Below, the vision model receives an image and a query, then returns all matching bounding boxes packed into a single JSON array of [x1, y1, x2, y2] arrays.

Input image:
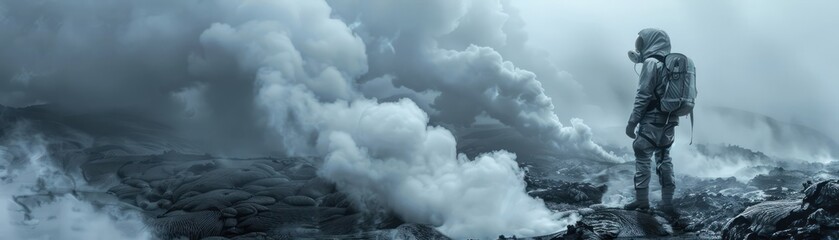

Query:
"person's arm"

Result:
[[626, 58, 660, 138]]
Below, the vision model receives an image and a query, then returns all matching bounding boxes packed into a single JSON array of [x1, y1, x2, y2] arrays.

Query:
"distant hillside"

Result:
[[0, 104, 192, 154], [705, 106, 839, 159]]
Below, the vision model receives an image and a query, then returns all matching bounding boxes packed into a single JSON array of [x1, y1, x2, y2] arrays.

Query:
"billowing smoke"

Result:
[[0, 0, 617, 238], [194, 1, 582, 236], [329, 0, 618, 162], [319, 105, 581, 238], [0, 1, 617, 159], [0, 123, 149, 239]]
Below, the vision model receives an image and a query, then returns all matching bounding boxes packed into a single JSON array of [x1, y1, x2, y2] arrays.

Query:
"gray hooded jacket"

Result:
[[628, 28, 679, 125]]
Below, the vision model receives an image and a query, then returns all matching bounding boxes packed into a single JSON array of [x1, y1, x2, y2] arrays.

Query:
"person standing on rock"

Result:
[[623, 28, 697, 218]]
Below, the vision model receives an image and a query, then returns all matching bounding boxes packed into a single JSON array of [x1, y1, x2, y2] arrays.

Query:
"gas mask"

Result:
[[627, 50, 643, 64], [629, 36, 644, 75], [628, 35, 644, 64]]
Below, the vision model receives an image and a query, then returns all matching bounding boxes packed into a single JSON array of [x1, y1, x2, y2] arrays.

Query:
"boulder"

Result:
[[283, 196, 316, 207], [286, 164, 318, 180], [721, 199, 800, 239], [172, 166, 276, 199], [722, 179, 839, 239], [803, 179, 839, 209], [170, 189, 252, 212], [390, 223, 450, 240], [239, 196, 276, 205], [123, 178, 151, 189], [575, 208, 670, 238], [148, 210, 223, 239], [245, 177, 290, 187], [221, 207, 238, 218], [296, 178, 336, 199], [232, 202, 269, 217], [254, 185, 300, 200]]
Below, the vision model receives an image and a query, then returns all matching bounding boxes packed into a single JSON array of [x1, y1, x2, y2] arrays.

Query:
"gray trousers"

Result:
[[633, 122, 676, 191]]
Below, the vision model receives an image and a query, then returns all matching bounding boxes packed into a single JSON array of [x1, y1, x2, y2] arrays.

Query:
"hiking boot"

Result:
[[658, 204, 685, 230], [623, 188, 650, 211], [624, 200, 650, 211], [658, 204, 680, 218], [659, 187, 679, 217]]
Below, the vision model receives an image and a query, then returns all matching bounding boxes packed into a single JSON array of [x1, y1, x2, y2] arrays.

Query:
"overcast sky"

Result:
[[513, 1, 839, 140]]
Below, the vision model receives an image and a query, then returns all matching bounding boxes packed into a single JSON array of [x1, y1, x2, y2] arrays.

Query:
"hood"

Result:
[[638, 28, 671, 59]]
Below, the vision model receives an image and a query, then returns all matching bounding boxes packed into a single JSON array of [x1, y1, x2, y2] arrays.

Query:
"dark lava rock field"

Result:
[[4, 105, 839, 239]]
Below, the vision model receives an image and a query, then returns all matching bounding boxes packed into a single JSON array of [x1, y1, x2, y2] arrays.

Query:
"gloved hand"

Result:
[[626, 122, 638, 139]]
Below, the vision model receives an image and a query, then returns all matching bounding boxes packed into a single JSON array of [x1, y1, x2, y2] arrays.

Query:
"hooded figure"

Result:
[[624, 28, 679, 216]]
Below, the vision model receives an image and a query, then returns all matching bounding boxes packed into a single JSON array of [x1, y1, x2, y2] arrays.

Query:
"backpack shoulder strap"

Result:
[[647, 54, 667, 112], [649, 54, 666, 65], [648, 54, 668, 86], [689, 110, 695, 145]]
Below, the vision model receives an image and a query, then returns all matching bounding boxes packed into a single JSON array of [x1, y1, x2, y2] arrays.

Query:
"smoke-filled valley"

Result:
[[1, 0, 838, 239]]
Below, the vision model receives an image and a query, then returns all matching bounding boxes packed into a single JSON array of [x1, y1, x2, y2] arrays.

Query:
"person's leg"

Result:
[[625, 129, 655, 210], [654, 132, 684, 224], [655, 146, 676, 207]]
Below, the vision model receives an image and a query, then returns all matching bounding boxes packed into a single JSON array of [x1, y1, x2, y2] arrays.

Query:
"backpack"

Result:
[[651, 53, 697, 144]]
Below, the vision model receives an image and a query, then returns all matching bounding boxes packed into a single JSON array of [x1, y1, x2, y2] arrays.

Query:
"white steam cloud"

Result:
[[318, 101, 580, 237], [330, 0, 619, 162], [192, 2, 582, 236], [0, 123, 149, 240]]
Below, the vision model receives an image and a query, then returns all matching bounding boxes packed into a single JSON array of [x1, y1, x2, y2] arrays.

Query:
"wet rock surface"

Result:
[[510, 147, 839, 239], [82, 151, 446, 239], [526, 176, 608, 208], [524, 178, 839, 240], [0, 106, 451, 239], [570, 208, 670, 238], [721, 179, 839, 239], [5, 105, 839, 239]]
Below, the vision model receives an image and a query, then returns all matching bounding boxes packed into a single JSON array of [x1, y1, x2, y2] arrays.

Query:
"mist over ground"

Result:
[[515, 0, 839, 157], [0, 0, 837, 239]]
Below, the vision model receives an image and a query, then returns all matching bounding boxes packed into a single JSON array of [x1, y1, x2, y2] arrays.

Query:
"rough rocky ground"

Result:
[[15, 148, 450, 239], [459, 125, 839, 239], [721, 179, 839, 239], [4, 105, 839, 239], [507, 178, 839, 240], [1, 105, 448, 239]]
